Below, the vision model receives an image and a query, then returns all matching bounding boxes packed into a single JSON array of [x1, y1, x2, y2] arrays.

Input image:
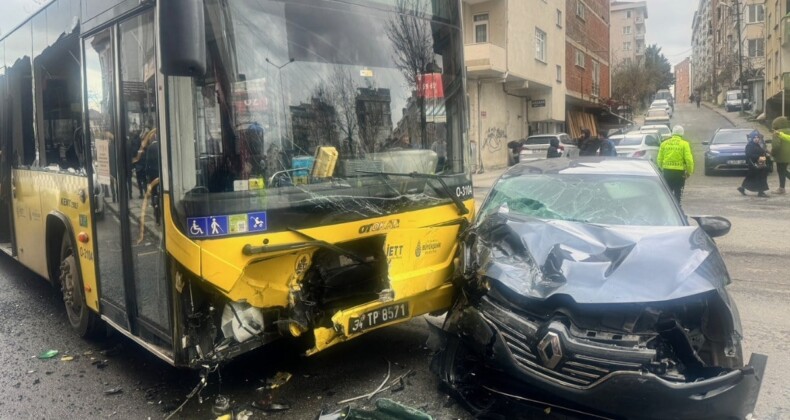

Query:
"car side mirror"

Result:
[[702, 141, 710, 145], [691, 216, 731, 238]]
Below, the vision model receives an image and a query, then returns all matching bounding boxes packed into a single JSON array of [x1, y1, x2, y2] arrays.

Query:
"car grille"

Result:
[[483, 306, 651, 389]]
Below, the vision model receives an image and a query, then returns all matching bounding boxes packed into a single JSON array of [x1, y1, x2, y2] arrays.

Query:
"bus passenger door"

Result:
[[0, 66, 14, 253], [84, 9, 172, 351]]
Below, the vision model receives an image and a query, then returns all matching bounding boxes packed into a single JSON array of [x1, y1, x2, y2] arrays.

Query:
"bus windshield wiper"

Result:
[[355, 171, 470, 216]]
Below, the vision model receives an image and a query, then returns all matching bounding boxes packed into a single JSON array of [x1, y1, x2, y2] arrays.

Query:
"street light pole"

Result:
[[733, 0, 745, 114]]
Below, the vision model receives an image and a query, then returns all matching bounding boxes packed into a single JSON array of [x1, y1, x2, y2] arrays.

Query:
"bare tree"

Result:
[[327, 67, 360, 157], [385, 0, 434, 148]]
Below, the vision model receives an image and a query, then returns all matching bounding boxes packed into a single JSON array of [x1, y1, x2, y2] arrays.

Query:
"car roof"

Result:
[[715, 128, 752, 133], [641, 125, 669, 130], [527, 133, 568, 139], [505, 157, 659, 177]]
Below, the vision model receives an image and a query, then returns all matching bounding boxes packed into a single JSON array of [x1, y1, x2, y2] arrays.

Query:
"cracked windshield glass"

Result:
[[169, 0, 467, 233], [482, 172, 683, 227]]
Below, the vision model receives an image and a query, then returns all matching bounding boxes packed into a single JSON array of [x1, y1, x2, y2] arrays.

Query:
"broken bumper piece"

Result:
[[448, 301, 767, 420]]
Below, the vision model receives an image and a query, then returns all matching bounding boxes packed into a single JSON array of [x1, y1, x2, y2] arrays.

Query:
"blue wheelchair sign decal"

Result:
[[187, 217, 208, 237]]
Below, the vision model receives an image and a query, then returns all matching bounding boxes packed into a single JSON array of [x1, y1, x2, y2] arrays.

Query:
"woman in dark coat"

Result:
[[547, 138, 563, 158], [738, 130, 770, 197]]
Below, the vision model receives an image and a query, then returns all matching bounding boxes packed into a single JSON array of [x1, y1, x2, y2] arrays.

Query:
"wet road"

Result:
[[1, 103, 788, 419]]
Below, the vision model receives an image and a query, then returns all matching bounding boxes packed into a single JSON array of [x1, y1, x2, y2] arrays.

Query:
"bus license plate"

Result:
[[348, 303, 409, 334]]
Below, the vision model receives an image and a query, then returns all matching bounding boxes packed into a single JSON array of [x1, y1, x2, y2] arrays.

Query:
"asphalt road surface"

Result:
[[1, 103, 788, 419]]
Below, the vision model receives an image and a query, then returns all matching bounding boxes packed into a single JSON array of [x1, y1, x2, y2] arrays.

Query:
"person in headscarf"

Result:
[[738, 130, 770, 197]]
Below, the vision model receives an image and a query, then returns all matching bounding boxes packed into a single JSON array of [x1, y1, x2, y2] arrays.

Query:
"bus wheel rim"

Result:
[[59, 255, 83, 326]]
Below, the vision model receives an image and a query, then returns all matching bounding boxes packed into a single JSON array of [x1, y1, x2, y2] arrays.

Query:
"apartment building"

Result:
[[675, 57, 692, 103], [691, 0, 714, 100], [610, 1, 648, 69], [742, 0, 766, 113], [463, 0, 566, 170], [565, 0, 610, 137], [764, 0, 788, 120]]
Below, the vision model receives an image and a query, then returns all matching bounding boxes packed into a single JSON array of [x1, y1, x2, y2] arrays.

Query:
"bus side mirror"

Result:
[[159, 0, 206, 77]]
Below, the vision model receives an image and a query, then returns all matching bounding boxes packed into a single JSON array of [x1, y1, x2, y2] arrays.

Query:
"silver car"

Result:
[[611, 132, 661, 161], [518, 133, 578, 162]]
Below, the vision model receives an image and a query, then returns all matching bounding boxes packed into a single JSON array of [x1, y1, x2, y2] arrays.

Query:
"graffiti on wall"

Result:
[[482, 126, 507, 153]]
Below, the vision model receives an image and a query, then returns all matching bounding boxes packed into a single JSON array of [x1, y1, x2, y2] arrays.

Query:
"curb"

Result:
[[702, 102, 736, 127]]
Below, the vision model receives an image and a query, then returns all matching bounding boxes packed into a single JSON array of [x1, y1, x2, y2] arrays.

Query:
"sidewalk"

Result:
[[702, 102, 770, 136]]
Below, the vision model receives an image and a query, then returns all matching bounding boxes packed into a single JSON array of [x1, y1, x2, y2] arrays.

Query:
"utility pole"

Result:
[[733, 0, 745, 114]]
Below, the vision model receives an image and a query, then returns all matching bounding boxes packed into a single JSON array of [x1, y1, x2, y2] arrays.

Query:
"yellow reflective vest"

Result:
[[657, 135, 695, 174]]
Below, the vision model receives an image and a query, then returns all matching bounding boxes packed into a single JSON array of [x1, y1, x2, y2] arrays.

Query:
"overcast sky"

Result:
[[1, 0, 699, 67]]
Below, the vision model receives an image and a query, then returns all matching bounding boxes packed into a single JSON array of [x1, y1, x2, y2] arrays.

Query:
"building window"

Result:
[[575, 49, 585, 68], [592, 61, 600, 96], [748, 38, 764, 57], [535, 28, 547, 62], [473, 13, 489, 43], [776, 52, 780, 77], [557, 9, 563, 28], [624, 57, 632, 65], [716, 29, 721, 43], [576, 0, 585, 20], [557, 65, 563, 83], [748, 4, 765, 22], [623, 42, 632, 51], [623, 26, 632, 35], [627, 10, 632, 18]]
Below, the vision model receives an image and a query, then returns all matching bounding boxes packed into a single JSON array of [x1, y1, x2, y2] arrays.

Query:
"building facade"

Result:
[[675, 57, 692, 103], [462, 0, 566, 170], [565, 0, 611, 138], [764, 0, 786, 120], [692, 0, 765, 112], [610, 1, 647, 69]]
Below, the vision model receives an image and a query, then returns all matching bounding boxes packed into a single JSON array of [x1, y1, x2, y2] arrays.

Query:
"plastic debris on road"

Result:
[[258, 371, 292, 390], [104, 387, 123, 395], [37, 350, 59, 359], [60, 355, 75, 362], [319, 398, 433, 420]]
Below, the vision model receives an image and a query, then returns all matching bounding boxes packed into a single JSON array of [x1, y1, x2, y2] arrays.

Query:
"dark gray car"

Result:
[[435, 158, 766, 419]]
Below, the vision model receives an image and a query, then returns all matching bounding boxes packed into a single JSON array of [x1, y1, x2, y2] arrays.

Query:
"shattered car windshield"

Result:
[[481, 174, 683, 226]]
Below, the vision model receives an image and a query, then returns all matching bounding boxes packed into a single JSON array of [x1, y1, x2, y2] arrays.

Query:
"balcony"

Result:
[[635, 16, 644, 24], [464, 43, 507, 78], [635, 32, 645, 41]]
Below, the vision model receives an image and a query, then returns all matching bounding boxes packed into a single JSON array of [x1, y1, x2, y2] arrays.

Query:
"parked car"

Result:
[[724, 90, 751, 112], [610, 132, 661, 161], [703, 128, 755, 175], [650, 99, 673, 118], [517, 133, 578, 162], [639, 124, 672, 140], [644, 108, 671, 128], [654, 88, 674, 110], [435, 158, 766, 419]]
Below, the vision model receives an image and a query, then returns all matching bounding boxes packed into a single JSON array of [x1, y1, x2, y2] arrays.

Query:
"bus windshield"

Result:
[[168, 0, 467, 235]]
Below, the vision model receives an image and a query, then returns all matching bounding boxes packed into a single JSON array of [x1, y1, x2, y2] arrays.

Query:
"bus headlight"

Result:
[[220, 302, 264, 343]]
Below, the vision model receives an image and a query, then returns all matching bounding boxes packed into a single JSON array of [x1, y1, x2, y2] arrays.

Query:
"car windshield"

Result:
[[727, 93, 741, 100], [481, 174, 683, 226], [642, 126, 669, 135], [652, 100, 668, 107], [167, 0, 469, 232], [712, 130, 750, 144], [615, 135, 644, 146], [525, 137, 552, 145]]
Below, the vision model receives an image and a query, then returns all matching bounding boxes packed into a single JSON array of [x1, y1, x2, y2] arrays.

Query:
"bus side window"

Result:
[[35, 4, 82, 172], [6, 22, 37, 168]]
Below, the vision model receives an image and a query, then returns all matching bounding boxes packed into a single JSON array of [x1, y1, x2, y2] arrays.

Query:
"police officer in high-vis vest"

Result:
[[657, 125, 695, 203]]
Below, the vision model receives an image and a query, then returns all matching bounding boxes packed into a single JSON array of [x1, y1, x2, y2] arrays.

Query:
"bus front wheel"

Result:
[[59, 234, 101, 337]]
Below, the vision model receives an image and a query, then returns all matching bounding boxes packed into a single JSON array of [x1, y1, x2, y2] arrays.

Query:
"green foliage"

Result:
[[612, 44, 675, 108]]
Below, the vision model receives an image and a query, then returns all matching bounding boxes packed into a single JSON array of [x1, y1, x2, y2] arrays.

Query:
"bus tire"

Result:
[[59, 234, 101, 337]]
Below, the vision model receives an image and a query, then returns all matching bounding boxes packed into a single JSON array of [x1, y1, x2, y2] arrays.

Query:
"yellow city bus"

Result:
[[0, 0, 472, 367]]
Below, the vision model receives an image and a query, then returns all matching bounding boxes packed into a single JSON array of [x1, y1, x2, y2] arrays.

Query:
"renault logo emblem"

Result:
[[537, 331, 563, 369]]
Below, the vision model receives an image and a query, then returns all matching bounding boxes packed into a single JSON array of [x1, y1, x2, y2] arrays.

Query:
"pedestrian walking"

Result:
[[578, 128, 602, 156], [657, 125, 694, 203], [695, 93, 701, 108], [599, 134, 617, 157], [738, 130, 770, 197], [547, 137, 563, 158], [770, 116, 790, 194]]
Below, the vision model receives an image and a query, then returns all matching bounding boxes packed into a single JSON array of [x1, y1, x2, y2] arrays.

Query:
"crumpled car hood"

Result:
[[472, 215, 732, 305]]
